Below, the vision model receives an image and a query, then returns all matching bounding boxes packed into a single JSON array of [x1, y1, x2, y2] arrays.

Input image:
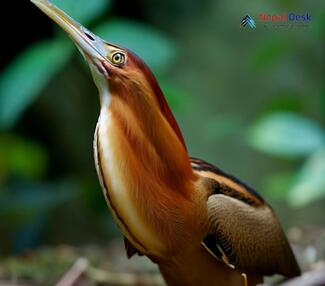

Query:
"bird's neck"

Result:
[[105, 91, 196, 196], [95, 85, 198, 255], [93, 62, 196, 193]]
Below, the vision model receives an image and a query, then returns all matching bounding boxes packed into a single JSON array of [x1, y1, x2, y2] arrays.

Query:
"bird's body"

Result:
[[94, 102, 261, 286], [31, 1, 301, 285], [93, 63, 300, 285]]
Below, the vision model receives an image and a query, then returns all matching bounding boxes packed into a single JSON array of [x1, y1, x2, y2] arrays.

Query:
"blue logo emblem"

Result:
[[241, 15, 256, 28]]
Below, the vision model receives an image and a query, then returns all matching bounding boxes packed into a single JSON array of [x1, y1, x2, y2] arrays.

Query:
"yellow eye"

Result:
[[111, 52, 125, 66]]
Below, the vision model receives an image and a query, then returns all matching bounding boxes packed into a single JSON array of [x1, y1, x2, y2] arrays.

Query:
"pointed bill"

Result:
[[31, 0, 108, 61]]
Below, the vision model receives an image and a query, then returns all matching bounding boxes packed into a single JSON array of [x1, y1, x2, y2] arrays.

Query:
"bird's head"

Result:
[[31, 0, 149, 94], [31, 0, 187, 149]]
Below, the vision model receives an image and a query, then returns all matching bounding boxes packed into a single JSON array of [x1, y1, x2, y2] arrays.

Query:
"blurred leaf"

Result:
[[159, 80, 193, 111], [249, 38, 293, 71], [204, 114, 243, 141], [313, 9, 325, 37], [248, 112, 325, 158], [0, 40, 72, 129], [320, 87, 325, 122], [265, 90, 304, 113], [13, 216, 47, 254], [262, 171, 295, 200], [288, 148, 325, 207], [94, 19, 178, 72], [52, 0, 111, 25], [0, 181, 78, 223], [0, 134, 48, 182]]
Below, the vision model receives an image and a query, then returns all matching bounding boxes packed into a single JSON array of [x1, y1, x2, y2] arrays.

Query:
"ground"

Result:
[[1, 226, 324, 286]]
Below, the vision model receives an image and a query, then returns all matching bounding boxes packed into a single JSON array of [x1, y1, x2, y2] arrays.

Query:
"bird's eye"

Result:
[[111, 52, 125, 66]]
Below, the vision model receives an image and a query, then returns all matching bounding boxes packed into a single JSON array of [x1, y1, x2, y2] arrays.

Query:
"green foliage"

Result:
[[313, 9, 325, 37], [0, 1, 179, 130], [0, 0, 113, 130], [288, 149, 325, 207], [262, 171, 296, 200], [159, 79, 193, 111], [244, 2, 325, 208], [0, 41, 72, 129], [249, 112, 325, 207], [248, 112, 325, 158], [0, 134, 48, 182], [0, 182, 77, 223], [52, 0, 111, 24], [204, 114, 243, 141], [250, 38, 293, 71]]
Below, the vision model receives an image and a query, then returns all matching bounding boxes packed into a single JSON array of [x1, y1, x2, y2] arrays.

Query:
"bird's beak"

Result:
[[31, 0, 108, 64]]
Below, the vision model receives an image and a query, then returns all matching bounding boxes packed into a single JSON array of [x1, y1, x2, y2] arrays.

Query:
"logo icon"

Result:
[[241, 15, 256, 28]]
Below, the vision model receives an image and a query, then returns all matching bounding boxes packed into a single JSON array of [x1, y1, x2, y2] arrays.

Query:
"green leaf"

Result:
[[0, 134, 48, 183], [52, 0, 111, 25], [0, 40, 72, 129], [288, 148, 325, 207], [248, 112, 325, 158], [94, 19, 178, 72]]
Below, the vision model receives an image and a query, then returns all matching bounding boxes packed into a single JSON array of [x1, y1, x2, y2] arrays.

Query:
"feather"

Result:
[[192, 159, 301, 278]]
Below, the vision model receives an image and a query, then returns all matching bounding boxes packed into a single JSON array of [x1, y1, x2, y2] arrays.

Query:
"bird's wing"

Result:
[[191, 158, 301, 278]]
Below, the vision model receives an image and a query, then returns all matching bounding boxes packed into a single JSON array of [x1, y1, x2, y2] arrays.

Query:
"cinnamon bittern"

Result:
[[31, 1, 301, 285]]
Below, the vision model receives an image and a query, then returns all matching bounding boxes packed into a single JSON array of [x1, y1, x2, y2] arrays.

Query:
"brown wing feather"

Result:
[[192, 158, 301, 278], [205, 194, 300, 277], [191, 158, 264, 206]]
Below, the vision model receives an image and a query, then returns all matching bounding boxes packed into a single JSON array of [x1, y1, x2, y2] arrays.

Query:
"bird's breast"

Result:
[[94, 107, 166, 256]]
